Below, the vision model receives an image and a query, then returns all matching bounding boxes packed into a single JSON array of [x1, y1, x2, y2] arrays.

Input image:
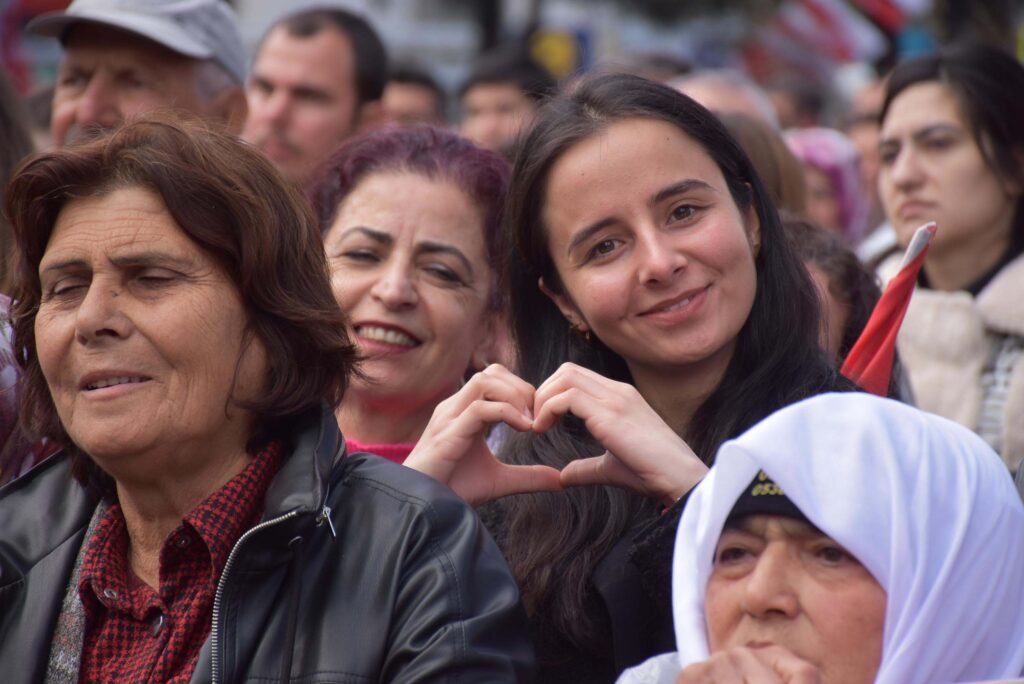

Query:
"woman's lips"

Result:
[[78, 373, 153, 399], [79, 372, 152, 391], [638, 285, 710, 323], [896, 200, 936, 221]]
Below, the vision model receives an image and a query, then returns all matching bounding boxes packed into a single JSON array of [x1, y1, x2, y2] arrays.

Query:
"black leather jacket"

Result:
[[0, 407, 535, 683]]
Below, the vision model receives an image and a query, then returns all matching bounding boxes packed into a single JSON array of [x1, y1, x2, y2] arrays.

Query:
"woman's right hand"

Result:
[[676, 646, 821, 683], [403, 364, 562, 506]]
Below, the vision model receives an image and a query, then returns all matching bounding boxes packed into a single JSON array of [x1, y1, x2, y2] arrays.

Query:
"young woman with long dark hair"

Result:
[[875, 42, 1024, 473], [407, 73, 853, 681]]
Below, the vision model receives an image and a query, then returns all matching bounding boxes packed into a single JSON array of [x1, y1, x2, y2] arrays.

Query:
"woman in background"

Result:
[[875, 42, 1024, 473], [785, 126, 870, 247]]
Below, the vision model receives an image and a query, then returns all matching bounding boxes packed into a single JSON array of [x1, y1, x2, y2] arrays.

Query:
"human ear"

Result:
[[745, 202, 762, 258], [1002, 146, 1024, 198], [469, 310, 510, 370], [539, 277, 589, 332]]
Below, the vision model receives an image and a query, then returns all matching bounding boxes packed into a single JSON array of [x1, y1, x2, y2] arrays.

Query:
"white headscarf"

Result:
[[619, 393, 1024, 684]]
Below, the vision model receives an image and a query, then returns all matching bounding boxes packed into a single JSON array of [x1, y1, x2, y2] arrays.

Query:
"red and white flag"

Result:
[[841, 222, 936, 396]]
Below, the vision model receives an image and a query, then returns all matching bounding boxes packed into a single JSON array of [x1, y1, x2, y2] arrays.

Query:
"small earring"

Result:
[[571, 323, 591, 343]]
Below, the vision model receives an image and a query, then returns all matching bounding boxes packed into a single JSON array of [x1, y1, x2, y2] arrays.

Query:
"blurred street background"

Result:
[[2, 0, 1022, 125]]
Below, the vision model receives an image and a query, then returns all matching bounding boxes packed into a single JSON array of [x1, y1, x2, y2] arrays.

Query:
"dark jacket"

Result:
[[0, 406, 535, 683]]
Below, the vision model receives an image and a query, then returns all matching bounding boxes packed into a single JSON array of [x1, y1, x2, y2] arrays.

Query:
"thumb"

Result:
[[559, 452, 613, 488], [489, 464, 563, 501]]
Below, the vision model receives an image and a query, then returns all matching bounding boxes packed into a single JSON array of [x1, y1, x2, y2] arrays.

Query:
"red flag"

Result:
[[841, 222, 936, 396]]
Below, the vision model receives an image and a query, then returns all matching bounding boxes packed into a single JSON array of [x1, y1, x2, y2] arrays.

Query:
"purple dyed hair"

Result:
[[310, 124, 510, 310]]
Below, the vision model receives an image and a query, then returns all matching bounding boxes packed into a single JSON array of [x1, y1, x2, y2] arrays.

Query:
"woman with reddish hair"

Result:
[[312, 126, 560, 495]]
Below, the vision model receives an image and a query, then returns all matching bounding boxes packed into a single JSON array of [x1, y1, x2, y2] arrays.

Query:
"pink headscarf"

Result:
[[786, 126, 870, 245]]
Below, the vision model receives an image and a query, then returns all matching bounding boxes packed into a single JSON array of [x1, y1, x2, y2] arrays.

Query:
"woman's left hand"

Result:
[[404, 364, 563, 506], [532, 363, 708, 507]]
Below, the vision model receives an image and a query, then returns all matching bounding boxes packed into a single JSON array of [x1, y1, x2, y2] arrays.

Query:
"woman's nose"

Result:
[[74, 282, 133, 344], [739, 546, 801, 620], [888, 146, 925, 190], [370, 263, 418, 309], [635, 228, 687, 285]]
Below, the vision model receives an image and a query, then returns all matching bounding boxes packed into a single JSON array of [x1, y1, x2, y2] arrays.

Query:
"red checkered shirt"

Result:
[[77, 441, 284, 683]]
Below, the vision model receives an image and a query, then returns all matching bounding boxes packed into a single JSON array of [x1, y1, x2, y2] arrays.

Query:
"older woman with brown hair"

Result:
[[0, 115, 532, 682]]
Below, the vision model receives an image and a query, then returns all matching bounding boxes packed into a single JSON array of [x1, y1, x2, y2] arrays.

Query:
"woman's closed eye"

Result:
[[337, 248, 382, 264], [134, 269, 179, 287], [422, 262, 469, 286], [920, 134, 956, 153], [46, 277, 90, 299]]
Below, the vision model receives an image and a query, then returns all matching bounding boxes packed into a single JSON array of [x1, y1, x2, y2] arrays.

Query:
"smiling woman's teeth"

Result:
[[662, 296, 693, 312], [87, 376, 147, 390], [357, 326, 418, 347]]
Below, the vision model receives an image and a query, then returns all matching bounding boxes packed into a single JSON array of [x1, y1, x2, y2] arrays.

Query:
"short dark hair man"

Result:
[[383, 64, 446, 126], [28, 0, 248, 148], [459, 47, 556, 155], [243, 7, 388, 188]]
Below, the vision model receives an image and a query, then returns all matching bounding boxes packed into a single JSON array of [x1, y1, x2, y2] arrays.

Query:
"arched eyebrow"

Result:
[[335, 226, 391, 246], [566, 179, 715, 257], [879, 122, 963, 152]]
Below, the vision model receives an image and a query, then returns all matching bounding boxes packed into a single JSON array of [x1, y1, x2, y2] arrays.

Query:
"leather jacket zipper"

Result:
[[210, 510, 299, 684]]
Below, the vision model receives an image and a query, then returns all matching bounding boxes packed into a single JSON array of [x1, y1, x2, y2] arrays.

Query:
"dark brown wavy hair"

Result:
[[5, 113, 358, 498]]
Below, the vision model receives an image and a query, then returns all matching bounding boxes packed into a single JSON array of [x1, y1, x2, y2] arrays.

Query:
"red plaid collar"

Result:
[[77, 440, 283, 682]]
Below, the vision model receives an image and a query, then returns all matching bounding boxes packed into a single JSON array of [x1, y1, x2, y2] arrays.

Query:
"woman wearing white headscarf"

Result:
[[621, 392, 1024, 683]]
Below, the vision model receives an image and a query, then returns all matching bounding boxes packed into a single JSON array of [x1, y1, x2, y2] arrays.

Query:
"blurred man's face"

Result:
[[243, 25, 367, 187], [460, 82, 536, 153], [383, 82, 443, 126], [51, 25, 208, 147]]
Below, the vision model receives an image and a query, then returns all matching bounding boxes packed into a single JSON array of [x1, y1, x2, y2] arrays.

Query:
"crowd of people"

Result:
[[0, 1, 1022, 682]]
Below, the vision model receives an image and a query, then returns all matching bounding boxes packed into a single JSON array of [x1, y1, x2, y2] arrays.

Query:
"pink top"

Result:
[[344, 438, 416, 465]]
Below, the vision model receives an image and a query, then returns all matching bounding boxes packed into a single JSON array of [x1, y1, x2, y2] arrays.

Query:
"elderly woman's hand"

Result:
[[404, 364, 562, 506], [532, 363, 708, 507], [676, 645, 822, 683]]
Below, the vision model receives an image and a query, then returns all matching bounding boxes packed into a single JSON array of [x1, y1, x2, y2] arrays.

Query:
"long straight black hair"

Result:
[[499, 73, 846, 656]]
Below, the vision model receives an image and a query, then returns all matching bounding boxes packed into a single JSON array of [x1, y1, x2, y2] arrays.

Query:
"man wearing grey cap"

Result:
[[28, 0, 248, 147]]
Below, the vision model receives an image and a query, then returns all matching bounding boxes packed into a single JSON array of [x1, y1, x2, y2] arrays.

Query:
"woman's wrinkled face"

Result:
[[325, 171, 495, 410], [878, 81, 1020, 254], [706, 514, 886, 684], [35, 186, 267, 473], [541, 117, 759, 378]]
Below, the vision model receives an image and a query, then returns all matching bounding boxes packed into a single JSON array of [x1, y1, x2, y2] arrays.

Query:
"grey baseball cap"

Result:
[[27, 0, 247, 85]]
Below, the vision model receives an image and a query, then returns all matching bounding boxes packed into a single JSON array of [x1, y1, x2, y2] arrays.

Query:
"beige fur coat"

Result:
[[878, 253, 1024, 471]]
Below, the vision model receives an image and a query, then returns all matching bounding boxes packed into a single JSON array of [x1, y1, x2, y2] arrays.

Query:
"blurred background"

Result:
[[2, 0, 1022, 125]]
